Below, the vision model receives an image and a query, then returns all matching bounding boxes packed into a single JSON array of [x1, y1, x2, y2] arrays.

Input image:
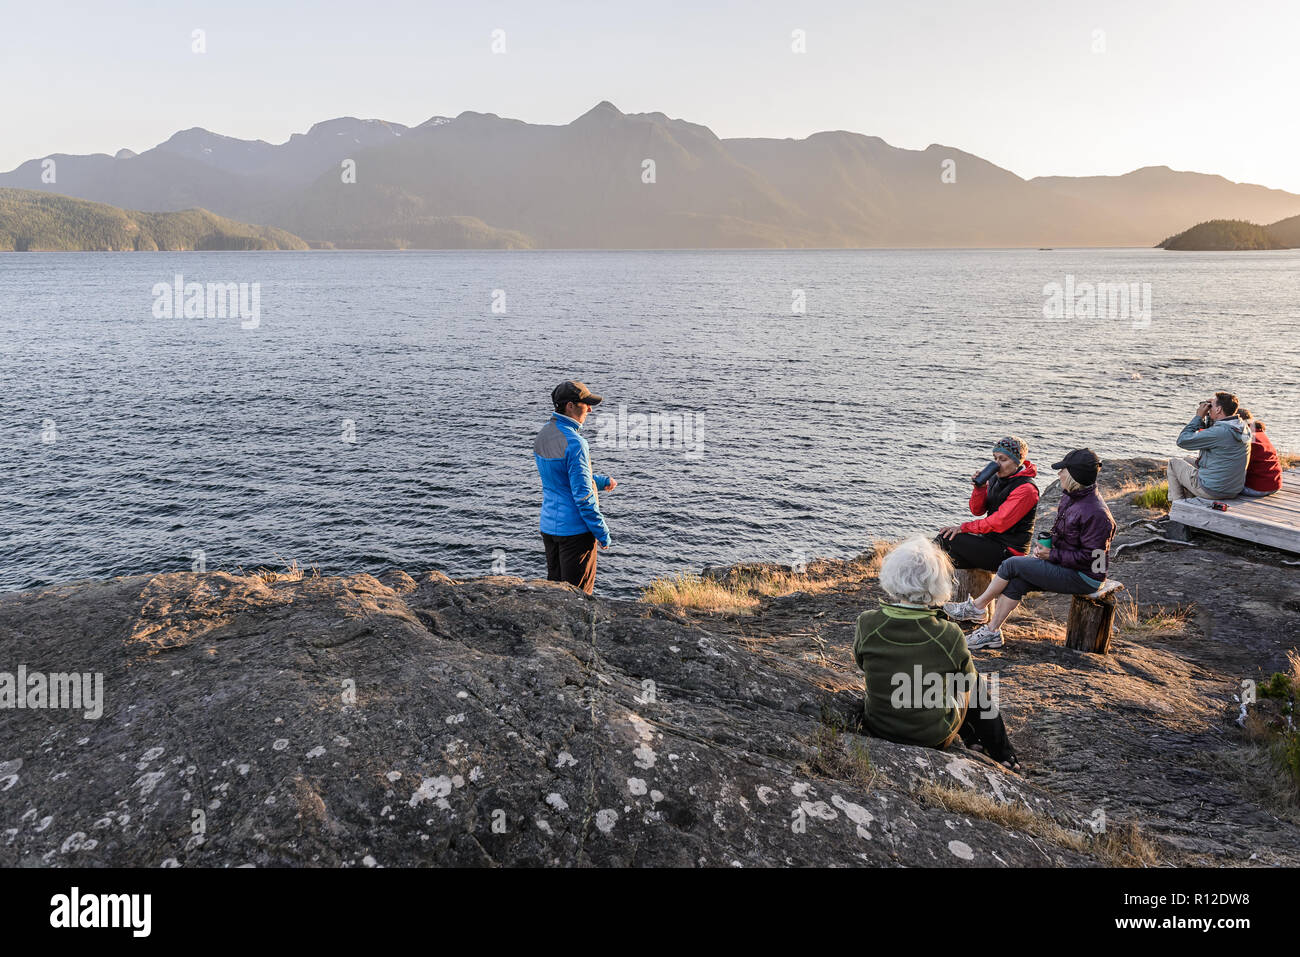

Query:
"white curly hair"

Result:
[[878, 536, 954, 606]]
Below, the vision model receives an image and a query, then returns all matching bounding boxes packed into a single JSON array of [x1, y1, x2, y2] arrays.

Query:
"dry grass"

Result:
[[1116, 596, 1195, 638], [860, 538, 899, 578], [1112, 474, 1157, 495], [1130, 481, 1171, 511], [1209, 738, 1300, 823], [1236, 718, 1299, 808], [640, 542, 896, 614], [1279, 450, 1300, 470], [249, 558, 319, 584], [1092, 820, 1165, 867], [730, 568, 810, 599], [913, 780, 1163, 866], [800, 706, 876, 788], [803, 725, 876, 788], [641, 573, 761, 615]]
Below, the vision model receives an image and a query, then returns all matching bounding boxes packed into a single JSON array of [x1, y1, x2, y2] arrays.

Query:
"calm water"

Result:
[[2, 249, 1298, 597]]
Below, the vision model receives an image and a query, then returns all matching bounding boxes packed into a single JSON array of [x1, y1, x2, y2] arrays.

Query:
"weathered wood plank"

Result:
[[1224, 508, 1300, 527], [1169, 499, 1300, 554], [1237, 497, 1300, 518], [1240, 485, 1300, 502], [1187, 493, 1300, 518], [1165, 469, 1300, 554], [1246, 489, 1300, 502], [1169, 501, 1299, 532]]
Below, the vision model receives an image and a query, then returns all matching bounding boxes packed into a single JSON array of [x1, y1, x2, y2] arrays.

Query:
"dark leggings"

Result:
[[954, 674, 1017, 764], [996, 555, 1099, 602], [936, 532, 1015, 573]]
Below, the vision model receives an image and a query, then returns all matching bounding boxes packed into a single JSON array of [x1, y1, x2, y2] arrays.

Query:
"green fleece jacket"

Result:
[[853, 603, 976, 747]]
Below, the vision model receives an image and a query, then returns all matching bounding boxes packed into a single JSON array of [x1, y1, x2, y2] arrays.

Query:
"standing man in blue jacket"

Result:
[[534, 380, 617, 594]]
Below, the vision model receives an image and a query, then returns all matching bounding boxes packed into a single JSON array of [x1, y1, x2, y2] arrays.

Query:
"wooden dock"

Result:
[[1169, 468, 1300, 554]]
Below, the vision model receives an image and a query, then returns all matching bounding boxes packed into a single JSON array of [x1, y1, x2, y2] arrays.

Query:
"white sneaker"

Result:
[[942, 595, 988, 623], [966, 625, 1004, 650]]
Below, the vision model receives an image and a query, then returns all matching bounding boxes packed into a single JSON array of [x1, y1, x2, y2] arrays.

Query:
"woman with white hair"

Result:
[[853, 536, 1020, 770]]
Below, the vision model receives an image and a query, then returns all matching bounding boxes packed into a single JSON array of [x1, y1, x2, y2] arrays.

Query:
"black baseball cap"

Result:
[[1051, 448, 1102, 484], [551, 379, 603, 408]]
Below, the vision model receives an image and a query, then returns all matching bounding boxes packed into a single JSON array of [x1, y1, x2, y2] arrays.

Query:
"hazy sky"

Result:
[[3, 0, 1297, 191]]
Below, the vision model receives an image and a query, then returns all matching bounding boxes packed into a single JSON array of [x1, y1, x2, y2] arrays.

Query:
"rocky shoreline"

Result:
[[2, 458, 1298, 867]]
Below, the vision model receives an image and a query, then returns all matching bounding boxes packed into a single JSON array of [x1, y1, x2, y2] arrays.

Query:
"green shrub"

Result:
[[1132, 482, 1171, 511], [1259, 671, 1295, 700], [1274, 732, 1300, 799]]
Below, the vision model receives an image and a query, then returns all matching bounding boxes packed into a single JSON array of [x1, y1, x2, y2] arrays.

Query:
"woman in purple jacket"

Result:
[[943, 449, 1117, 650]]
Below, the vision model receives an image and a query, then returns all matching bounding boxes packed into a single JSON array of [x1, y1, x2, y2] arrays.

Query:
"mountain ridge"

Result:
[[5, 102, 1300, 249]]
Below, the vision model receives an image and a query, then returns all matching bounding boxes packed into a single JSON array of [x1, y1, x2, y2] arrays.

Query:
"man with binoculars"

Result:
[[1167, 391, 1251, 502]]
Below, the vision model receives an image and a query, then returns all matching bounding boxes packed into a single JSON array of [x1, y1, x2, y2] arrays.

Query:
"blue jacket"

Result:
[[1176, 415, 1251, 497], [534, 413, 611, 545]]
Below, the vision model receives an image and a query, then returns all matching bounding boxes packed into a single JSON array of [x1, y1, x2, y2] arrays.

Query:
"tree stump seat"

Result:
[[952, 568, 993, 603], [1065, 580, 1125, 654]]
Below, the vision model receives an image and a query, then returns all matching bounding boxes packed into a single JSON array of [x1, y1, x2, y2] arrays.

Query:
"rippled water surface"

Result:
[[2, 249, 1298, 597]]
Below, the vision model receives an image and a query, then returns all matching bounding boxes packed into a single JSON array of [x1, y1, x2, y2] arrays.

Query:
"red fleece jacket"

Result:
[[1246, 430, 1283, 493], [961, 461, 1040, 550]]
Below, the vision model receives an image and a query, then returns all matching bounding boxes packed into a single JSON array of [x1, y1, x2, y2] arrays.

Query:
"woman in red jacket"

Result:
[[1239, 409, 1283, 497], [937, 436, 1040, 573]]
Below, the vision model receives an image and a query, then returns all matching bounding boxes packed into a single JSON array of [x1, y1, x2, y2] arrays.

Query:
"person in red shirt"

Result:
[[937, 436, 1040, 573], [1238, 409, 1283, 497]]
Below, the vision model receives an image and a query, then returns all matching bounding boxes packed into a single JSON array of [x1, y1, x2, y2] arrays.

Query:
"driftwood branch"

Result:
[[1112, 536, 1200, 557]]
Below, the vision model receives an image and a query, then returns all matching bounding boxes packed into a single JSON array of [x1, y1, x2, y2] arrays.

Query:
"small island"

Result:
[[1159, 214, 1300, 251]]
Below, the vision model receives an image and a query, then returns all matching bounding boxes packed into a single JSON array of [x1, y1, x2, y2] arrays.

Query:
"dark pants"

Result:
[[953, 675, 1016, 764], [542, 531, 598, 594], [996, 555, 1098, 602], [937, 532, 1015, 573], [863, 672, 1017, 765]]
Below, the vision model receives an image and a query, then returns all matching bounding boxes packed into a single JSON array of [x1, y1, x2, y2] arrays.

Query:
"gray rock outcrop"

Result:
[[1, 569, 1086, 867]]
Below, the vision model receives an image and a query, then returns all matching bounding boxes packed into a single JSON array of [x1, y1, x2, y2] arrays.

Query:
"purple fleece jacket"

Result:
[[1048, 485, 1117, 581]]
